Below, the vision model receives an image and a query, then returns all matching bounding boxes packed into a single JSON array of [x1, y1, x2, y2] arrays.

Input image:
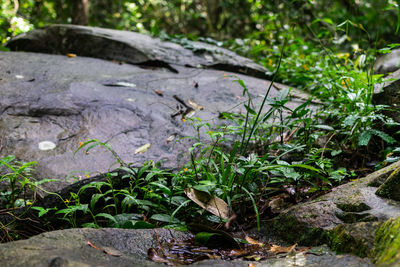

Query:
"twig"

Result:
[[321, 132, 337, 160], [153, 229, 166, 256], [173, 95, 189, 108]]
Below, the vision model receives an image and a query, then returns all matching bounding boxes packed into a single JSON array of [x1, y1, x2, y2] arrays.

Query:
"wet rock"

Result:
[[5, 24, 268, 79], [0, 228, 372, 267], [376, 169, 400, 201], [374, 48, 400, 74]]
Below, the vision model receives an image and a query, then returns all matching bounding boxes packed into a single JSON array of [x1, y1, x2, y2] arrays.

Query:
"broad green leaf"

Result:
[[95, 213, 118, 225], [151, 214, 179, 223]]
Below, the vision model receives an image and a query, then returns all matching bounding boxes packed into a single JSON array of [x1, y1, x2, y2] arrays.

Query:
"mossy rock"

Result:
[[376, 169, 400, 201], [374, 217, 400, 266], [328, 222, 380, 258], [259, 212, 329, 246]]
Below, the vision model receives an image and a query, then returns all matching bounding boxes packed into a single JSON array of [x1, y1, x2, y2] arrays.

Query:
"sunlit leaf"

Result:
[[270, 243, 297, 254], [245, 236, 264, 247]]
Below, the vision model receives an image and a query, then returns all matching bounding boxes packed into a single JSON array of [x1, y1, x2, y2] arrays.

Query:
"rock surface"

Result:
[[0, 50, 308, 192], [5, 24, 268, 79], [376, 169, 400, 201], [0, 228, 372, 267], [255, 160, 400, 263], [373, 68, 400, 122], [374, 48, 400, 74]]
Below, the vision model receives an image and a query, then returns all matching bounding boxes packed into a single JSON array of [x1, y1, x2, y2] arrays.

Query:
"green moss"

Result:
[[336, 203, 371, 212], [336, 212, 377, 223], [328, 225, 369, 257], [266, 214, 327, 246], [374, 217, 400, 266], [375, 169, 400, 201]]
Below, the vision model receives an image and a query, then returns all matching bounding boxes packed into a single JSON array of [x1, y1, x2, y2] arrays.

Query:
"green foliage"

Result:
[[1, 0, 400, 236], [0, 155, 53, 209]]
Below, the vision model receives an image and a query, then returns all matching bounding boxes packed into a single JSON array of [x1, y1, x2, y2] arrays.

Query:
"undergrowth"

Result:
[[1, 9, 400, 242]]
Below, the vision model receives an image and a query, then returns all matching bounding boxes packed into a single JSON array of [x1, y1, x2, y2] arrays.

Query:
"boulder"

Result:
[[0, 48, 309, 192], [376, 169, 400, 201], [5, 24, 268, 79], [255, 160, 400, 260], [374, 48, 400, 74], [373, 69, 400, 122], [0, 228, 190, 267]]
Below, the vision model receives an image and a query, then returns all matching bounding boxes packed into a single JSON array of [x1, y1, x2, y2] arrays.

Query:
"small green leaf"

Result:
[[194, 232, 219, 246]]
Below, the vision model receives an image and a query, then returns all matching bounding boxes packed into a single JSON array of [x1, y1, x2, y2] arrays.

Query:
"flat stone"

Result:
[[0, 51, 309, 192]]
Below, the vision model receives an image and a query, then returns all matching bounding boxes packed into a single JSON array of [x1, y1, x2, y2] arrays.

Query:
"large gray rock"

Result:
[[5, 24, 268, 79], [0, 228, 190, 267], [374, 48, 400, 74], [373, 69, 400, 122], [0, 50, 308, 192], [0, 228, 372, 267]]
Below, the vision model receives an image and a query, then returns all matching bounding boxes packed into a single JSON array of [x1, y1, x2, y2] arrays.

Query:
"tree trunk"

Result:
[[72, 0, 89, 25]]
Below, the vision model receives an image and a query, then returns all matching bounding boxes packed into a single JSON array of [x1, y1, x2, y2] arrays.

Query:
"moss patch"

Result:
[[262, 214, 327, 246], [374, 217, 400, 266], [328, 222, 380, 258], [336, 203, 371, 212], [375, 170, 400, 201]]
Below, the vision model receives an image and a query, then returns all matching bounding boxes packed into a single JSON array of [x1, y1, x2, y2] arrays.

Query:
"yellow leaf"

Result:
[[134, 143, 151, 154], [245, 236, 264, 247], [66, 53, 76, 58]]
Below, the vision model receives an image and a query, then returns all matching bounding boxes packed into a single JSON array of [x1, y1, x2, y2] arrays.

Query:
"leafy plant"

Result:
[[0, 155, 51, 209]]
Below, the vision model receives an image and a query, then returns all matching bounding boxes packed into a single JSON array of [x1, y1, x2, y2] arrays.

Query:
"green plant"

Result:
[[0, 155, 51, 209]]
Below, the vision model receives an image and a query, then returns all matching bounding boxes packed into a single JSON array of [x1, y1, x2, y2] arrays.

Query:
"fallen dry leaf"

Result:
[[188, 99, 204, 110], [154, 89, 164, 96], [245, 236, 264, 247], [66, 53, 76, 58], [270, 243, 297, 254], [135, 143, 151, 154], [166, 134, 176, 144], [103, 246, 122, 257], [248, 263, 256, 267], [185, 188, 231, 220], [87, 239, 102, 251]]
